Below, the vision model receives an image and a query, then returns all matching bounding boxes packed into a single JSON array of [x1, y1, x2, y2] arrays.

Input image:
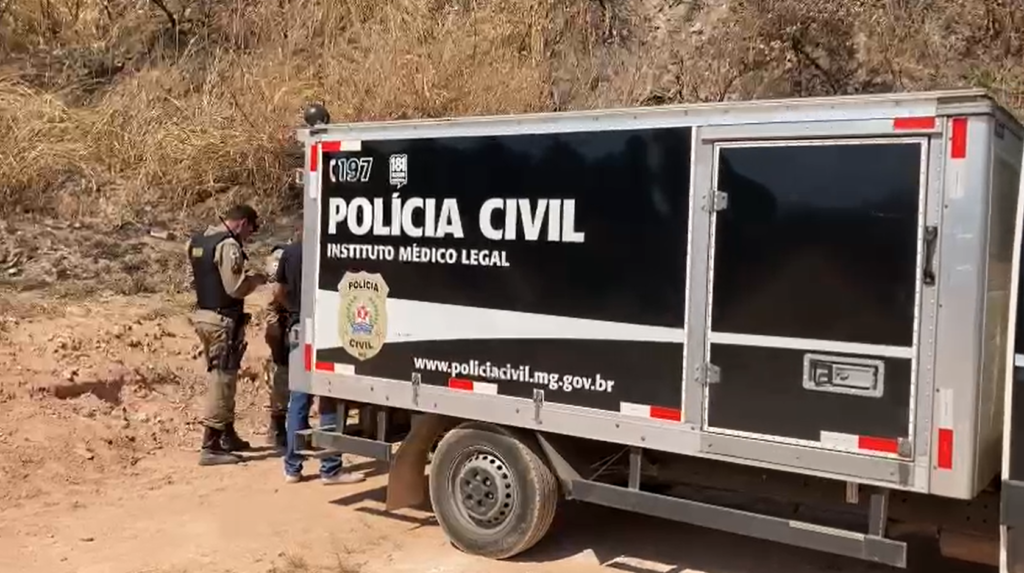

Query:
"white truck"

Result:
[[289, 89, 1024, 570]]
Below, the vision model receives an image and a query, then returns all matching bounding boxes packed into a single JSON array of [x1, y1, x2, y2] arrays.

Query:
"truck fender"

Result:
[[385, 413, 455, 512]]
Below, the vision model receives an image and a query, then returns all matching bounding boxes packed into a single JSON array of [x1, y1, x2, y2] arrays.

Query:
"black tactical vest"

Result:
[[188, 231, 245, 315]]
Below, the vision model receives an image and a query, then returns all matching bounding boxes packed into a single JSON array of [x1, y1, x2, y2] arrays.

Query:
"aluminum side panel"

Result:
[[310, 371, 914, 488], [296, 90, 1012, 144], [683, 134, 713, 426], [1001, 118, 1024, 484], [999, 112, 1024, 573], [978, 116, 1024, 489], [931, 116, 995, 498], [291, 137, 319, 395], [912, 135, 945, 491]]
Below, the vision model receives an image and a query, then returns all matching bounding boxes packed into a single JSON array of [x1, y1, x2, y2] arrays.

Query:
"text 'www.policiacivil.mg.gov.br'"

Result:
[[411, 357, 616, 393]]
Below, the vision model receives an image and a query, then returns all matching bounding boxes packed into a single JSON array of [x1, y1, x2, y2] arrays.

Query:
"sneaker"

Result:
[[321, 472, 366, 485], [284, 472, 301, 484]]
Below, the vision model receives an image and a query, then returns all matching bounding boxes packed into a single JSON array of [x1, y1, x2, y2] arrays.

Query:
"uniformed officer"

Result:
[[187, 204, 268, 466], [274, 234, 365, 485], [262, 244, 290, 450]]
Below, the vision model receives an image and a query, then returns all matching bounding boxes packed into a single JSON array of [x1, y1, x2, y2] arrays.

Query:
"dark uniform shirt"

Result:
[[275, 241, 303, 316]]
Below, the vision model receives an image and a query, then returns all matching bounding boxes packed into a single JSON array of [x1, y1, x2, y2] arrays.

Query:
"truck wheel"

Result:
[[428, 422, 559, 559]]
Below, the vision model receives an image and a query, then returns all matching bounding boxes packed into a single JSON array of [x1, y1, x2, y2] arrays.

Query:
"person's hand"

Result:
[[251, 272, 269, 286]]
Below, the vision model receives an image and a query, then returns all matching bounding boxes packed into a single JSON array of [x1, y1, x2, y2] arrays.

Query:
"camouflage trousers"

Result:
[[265, 361, 290, 417], [264, 316, 291, 417], [191, 310, 249, 430]]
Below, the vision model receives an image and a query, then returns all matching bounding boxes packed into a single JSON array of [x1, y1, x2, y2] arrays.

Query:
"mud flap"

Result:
[[385, 413, 452, 512], [1004, 480, 1024, 572], [1005, 524, 1024, 573]]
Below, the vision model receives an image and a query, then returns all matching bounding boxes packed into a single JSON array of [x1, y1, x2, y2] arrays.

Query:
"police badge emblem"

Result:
[[338, 271, 389, 361]]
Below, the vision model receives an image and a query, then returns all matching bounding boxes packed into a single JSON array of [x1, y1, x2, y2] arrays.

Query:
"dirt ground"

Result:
[[0, 221, 998, 573]]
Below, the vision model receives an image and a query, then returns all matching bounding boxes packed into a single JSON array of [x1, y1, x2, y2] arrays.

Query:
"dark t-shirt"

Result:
[[274, 241, 303, 315]]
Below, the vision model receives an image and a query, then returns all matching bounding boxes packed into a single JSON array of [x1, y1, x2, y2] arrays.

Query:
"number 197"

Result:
[[328, 157, 373, 183]]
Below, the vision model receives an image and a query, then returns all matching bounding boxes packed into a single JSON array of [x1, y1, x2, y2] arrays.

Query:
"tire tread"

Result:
[[428, 423, 560, 560]]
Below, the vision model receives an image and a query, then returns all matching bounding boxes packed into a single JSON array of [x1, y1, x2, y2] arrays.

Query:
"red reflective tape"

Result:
[[937, 428, 954, 470], [448, 378, 473, 391], [893, 117, 936, 130], [858, 435, 899, 454], [950, 117, 968, 159], [650, 406, 682, 422], [304, 344, 312, 371], [309, 144, 318, 171], [315, 361, 335, 372], [321, 141, 342, 153]]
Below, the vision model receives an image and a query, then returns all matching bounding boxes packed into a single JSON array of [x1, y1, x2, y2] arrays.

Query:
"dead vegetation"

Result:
[[269, 553, 364, 573], [1, 0, 1023, 225]]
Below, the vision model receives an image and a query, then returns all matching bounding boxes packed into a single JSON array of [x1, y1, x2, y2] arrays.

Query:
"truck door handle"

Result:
[[923, 225, 938, 286]]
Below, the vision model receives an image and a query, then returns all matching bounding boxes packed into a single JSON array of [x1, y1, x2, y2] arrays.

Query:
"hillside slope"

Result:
[[2, 0, 1022, 225]]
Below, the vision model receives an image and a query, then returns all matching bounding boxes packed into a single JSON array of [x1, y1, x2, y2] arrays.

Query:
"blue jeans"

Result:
[[284, 391, 342, 478]]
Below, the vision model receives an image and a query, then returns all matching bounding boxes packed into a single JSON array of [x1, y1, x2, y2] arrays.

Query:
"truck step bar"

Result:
[[296, 426, 396, 462], [294, 402, 404, 462], [569, 479, 906, 568]]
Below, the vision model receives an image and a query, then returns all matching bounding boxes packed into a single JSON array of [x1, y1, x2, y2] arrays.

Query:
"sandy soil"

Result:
[[0, 220, 996, 573]]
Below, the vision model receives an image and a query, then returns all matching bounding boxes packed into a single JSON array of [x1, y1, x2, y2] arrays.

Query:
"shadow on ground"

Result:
[[519, 501, 999, 573], [326, 483, 996, 573]]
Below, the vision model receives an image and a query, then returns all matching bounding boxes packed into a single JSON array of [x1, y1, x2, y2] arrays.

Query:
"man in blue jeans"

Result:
[[274, 237, 365, 485]]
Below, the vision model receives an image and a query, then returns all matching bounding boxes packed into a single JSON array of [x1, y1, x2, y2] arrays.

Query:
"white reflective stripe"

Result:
[[335, 363, 355, 376], [304, 319, 313, 344], [937, 387, 954, 428], [1015, 353, 1024, 368], [340, 140, 362, 151], [307, 171, 318, 199], [315, 292, 686, 345], [472, 381, 498, 395], [708, 332, 913, 359], [620, 402, 652, 418], [820, 431, 860, 450]]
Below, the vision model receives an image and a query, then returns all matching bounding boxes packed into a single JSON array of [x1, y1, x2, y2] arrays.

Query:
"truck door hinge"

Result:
[[533, 389, 545, 424], [713, 191, 728, 211], [411, 372, 421, 406], [699, 363, 721, 385]]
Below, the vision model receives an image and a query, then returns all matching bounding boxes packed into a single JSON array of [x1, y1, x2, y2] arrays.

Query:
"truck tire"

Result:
[[428, 422, 559, 559]]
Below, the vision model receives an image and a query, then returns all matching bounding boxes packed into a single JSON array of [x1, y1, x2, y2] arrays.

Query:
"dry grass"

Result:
[[1, 0, 1023, 225], [268, 552, 362, 573], [1, 0, 573, 224]]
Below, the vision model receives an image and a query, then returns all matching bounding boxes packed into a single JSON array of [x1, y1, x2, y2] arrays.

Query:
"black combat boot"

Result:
[[220, 422, 252, 452], [198, 427, 242, 466], [267, 414, 287, 450]]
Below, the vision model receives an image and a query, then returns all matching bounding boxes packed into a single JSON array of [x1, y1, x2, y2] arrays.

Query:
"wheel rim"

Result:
[[448, 447, 517, 532]]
